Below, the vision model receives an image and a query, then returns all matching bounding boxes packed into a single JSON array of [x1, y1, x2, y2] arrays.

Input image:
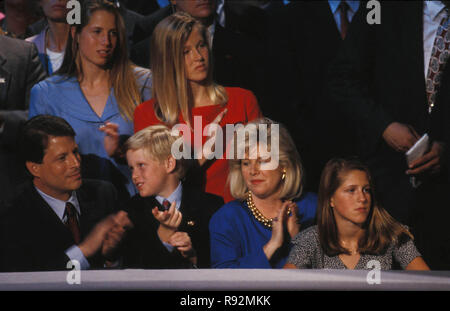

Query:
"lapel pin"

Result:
[[187, 220, 195, 227]]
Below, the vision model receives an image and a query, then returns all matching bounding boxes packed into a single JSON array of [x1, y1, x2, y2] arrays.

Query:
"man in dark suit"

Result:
[[328, 1, 450, 269], [130, 0, 264, 101], [264, 0, 361, 193], [0, 35, 46, 204], [0, 115, 132, 272], [122, 125, 224, 269]]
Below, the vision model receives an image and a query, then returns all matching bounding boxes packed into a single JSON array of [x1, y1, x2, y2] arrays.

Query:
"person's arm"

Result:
[[283, 263, 298, 269], [209, 206, 272, 268], [394, 235, 430, 270], [101, 211, 134, 263], [168, 231, 197, 266], [405, 257, 430, 271], [406, 141, 445, 176], [264, 201, 297, 260], [24, 42, 47, 107], [198, 108, 227, 166], [152, 201, 182, 244], [284, 226, 318, 269]]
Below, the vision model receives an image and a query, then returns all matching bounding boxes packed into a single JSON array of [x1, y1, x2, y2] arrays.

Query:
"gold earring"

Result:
[[281, 169, 286, 180]]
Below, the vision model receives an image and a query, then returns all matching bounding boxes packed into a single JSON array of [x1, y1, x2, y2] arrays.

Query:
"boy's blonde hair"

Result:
[[125, 125, 188, 179]]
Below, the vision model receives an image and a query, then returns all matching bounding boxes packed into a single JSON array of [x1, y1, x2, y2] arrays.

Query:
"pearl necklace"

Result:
[[246, 191, 290, 229]]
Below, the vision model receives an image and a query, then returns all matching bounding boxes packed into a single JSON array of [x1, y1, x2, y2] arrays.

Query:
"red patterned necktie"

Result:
[[64, 202, 81, 244], [339, 1, 350, 39], [426, 9, 450, 114], [162, 199, 171, 211]]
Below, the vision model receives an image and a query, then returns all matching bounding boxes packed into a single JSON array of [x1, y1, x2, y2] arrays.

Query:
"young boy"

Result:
[[122, 125, 224, 268]]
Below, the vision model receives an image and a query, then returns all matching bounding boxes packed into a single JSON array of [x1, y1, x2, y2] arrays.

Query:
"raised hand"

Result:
[[285, 201, 300, 239], [152, 201, 183, 242], [382, 122, 420, 152], [263, 201, 291, 260], [406, 141, 445, 176], [198, 108, 227, 166], [168, 231, 197, 265], [102, 211, 134, 261], [99, 122, 120, 157], [79, 211, 130, 259]]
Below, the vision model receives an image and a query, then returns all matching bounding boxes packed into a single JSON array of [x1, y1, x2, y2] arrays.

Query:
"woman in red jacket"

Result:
[[134, 12, 261, 202]]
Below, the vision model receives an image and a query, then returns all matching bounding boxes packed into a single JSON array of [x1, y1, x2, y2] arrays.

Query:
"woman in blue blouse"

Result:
[[29, 0, 152, 199], [209, 118, 317, 268]]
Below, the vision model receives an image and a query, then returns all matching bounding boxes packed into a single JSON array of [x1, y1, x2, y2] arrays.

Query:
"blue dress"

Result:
[[209, 192, 317, 268], [28, 68, 152, 197]]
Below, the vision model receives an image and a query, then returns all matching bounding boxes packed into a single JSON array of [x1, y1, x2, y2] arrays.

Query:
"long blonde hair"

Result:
[[150, 12, 228, 128], [57, 0, 144, 120]]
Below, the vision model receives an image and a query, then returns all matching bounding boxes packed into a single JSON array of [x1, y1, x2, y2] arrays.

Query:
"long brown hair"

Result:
[[56, 0, 144, 120], [317, 157, 413, 256], [150, 12, 227, 128]]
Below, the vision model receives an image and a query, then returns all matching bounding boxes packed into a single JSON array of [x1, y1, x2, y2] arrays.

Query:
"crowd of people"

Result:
[[0, 0, 449, 273]]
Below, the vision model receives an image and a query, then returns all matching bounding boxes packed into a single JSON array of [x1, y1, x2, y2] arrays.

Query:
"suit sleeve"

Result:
[[328, 5, 394, 155], [24, 43, 46, 109], [0, 42, 45, 146]]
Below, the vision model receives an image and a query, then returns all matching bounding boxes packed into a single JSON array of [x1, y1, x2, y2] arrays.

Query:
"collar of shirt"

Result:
[[216, 0, 225, 28], [328, 0, 360, 14], [156, 182, 183, 210], [207, 21, 216, 49], [424, 0, 447, 21], [35, 186, 80, 221]]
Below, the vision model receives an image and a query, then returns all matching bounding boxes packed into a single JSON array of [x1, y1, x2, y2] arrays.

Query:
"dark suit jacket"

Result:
[[0, 35, 46, 204], [0, 35, 45, 111], [264, 1, 362, 192], [327, 1, 450, 269], [121, 0, 160, 16], [0, 179, 118, 272], [329, 1, 438, 162], [123, 186, 224, 269]]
